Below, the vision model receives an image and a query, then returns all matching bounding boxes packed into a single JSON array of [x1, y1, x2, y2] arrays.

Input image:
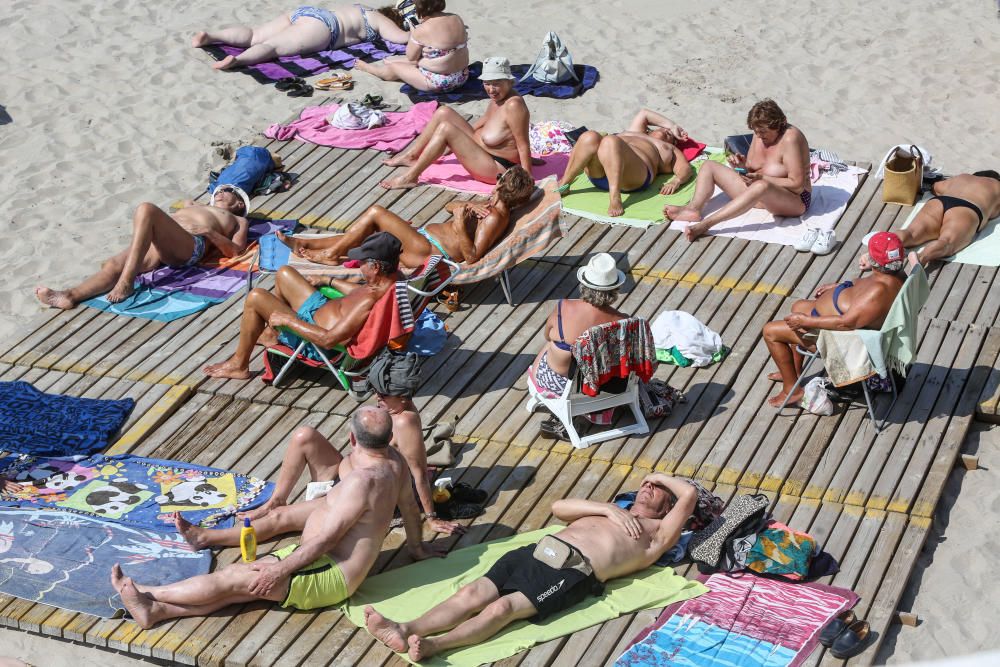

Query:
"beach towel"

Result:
[[615, 574, 858, 667], [900, 196, 1000, 266], [402, 61, 600, 102], [561, 152, 724, 228], [82, 218, 296, 321], [0, 381, 134, 457], [818, 264, 929, 385], [265, 101, 437, 152], [418, 153, 570, 194], [666, 163, 868, 245], [341, 526, 707, 667], [204, 40, 407, 83], [574, 318, 656, 397], [0, 453, 272, 530], [0, 508, 210, 617]]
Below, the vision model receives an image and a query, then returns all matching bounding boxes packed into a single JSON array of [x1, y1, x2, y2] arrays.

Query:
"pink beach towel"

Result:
[[417, 153, 571, 193], [265, 101, 437, 152]]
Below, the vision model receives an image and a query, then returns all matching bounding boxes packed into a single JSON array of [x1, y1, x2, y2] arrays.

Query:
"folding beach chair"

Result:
[[262, 255, 458, 394], [777, 264, 929, 433], [525, 317, 656, 449]]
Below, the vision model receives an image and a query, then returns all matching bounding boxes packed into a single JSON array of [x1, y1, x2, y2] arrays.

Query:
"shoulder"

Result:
[[784, 126, 808, 147]]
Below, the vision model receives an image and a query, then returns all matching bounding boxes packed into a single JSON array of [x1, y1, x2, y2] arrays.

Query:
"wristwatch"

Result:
[[426, 512, 438, 520]]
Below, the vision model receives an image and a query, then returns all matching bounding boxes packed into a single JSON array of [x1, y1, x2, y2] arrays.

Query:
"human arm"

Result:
[[404, 28, 424, 63], [205, 217, 250, 257], [645, 473, 698, 553], [813, 283, 839, 298], [660, 147, 694, 195], [467, 209, 510, 264], [396, 461, 448, 559], [747, 130, 809, 192], [785, 284, 889, 332], [551, 498, 644, 539], [268, 291, 375, 349], [506, 98, 533, 173], [627, 109, 687, 140]]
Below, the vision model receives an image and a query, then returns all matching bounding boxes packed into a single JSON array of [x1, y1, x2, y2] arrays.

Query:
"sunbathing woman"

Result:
[[280, 166, 535, 266], [193, 5, 411, 70], [354, 0, 469, 92], [377, 57, 531, 191], [666, 99, 810, 241]]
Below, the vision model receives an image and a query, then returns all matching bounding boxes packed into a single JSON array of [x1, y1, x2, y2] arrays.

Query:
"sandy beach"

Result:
[[1, 0, 1000, 663]]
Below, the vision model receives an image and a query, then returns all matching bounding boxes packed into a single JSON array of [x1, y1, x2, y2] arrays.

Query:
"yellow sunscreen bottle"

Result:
[[432, 477, 452, 504], [240, 517, 257, 562]]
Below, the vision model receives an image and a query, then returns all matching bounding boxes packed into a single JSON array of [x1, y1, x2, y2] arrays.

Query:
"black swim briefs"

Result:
[[483, 545, 604, 621]]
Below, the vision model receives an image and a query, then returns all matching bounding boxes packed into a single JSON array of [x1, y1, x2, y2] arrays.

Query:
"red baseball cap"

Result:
[[865, 231, 904, 266]]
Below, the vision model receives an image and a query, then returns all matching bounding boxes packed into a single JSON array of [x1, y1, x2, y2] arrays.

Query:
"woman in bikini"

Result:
[[279, 166, 535, 267], [377, 57, 532, 190], [354, 0, 469, 91], [193, 4, 411, 70], [666, 98, 811, 241]]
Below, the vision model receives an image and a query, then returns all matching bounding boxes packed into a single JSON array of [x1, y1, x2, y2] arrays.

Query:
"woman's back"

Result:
[[412, 13, 469, 71]]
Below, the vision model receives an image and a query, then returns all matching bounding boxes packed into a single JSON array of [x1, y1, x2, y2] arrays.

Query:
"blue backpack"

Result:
[[208, 146, 275, 198]]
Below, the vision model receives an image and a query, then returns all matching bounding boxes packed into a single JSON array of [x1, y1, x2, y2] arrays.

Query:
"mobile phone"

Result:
[[734, 167, 747, 174]]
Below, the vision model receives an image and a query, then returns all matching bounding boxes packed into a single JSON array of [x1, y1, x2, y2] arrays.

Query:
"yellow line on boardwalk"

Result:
[[107, 385, 192, 455], [629, 266, 791, 297]]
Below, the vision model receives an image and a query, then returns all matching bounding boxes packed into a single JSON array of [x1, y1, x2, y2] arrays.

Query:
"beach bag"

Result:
[[883, 144, 922, 205], [801, 376, 834, 416], [366, 349, 423, 398], [520, 32, 579, 84], [638, 379, 685, 419], [688, 493, 771, 574], [745, 521, 817, 581], [404, 310, 447, 356], [208, 146, 275, 199]]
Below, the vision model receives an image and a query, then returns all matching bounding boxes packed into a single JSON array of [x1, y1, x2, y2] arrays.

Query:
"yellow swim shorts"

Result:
[[271, 543, 349, 610]]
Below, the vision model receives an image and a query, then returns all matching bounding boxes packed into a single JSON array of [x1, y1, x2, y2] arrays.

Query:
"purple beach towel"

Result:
[[203, 40, 407, 82], [401, 61, 600, 102]]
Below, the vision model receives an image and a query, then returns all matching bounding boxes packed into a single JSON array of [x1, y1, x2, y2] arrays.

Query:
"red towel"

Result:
[[677, 138, 707, 162], [347, 283, 409, 360]]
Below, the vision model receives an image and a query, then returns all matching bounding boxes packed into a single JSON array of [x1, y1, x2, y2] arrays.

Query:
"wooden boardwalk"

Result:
[[2, 99, 997, 665]]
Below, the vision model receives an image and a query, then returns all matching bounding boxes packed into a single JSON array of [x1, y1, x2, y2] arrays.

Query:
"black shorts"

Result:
[[483, 545, 604, 621]]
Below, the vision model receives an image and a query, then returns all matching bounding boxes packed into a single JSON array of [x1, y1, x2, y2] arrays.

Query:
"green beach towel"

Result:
[[561, 151, 727, 228], [901, 197, 1000, 266], [340, 527, 707, 666]]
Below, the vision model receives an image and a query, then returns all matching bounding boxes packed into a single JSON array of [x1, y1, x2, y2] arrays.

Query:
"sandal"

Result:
[[315, 79, 354, 91], [275, 77, 306, 91], [286, 83, 314, 97], [315, 73, 352, 87], [437, 288, 460, 312], [362, 94, 385, 109]]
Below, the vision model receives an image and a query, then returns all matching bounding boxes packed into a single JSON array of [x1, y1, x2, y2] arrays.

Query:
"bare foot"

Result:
[[382, 154, 416, 167], [908, 250, 921, 269], [174, 512, 210, 550], [767, 372, 782, 382], [684, 221, 710, 241], [34, 286, 75, 310], [297, 247, 339, 264], [191, 31, 212, 48], [664, 204, 702, 223], [768, 387, 805, 408], [607, 195, 624, 217], [379, 175, 420, 190], [106, 280, 135, 304], [408, 634, 438, 662], [118, 573, 158, 629], [365, 606, 408, 653], [275, 231, 299, 251], [111, 563, 128, 594], [203, 358, 252, 380], [212, 55, 239, 71], [238, 496, 285, 522]]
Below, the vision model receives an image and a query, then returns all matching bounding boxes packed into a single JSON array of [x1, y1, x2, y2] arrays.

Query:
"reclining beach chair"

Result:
[[262, 256, 457, 394], [525, 317, 657, 449], [777, 264, 929, 433]]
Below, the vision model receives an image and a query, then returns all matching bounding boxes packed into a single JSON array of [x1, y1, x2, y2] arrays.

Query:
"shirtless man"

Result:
[[557, 109, 694, 217], [762, 232, 909, 407], [35, 189, 248, 308], [894, 170, 1000, 265], [379, 57, 531, 190], [366, 473, 697, 662], [280, 166, 534, 266], [667, 99, 810, 241], [110, 406, 442, 628], [174, 420, 465, 544], [203, 231, 402, 380]]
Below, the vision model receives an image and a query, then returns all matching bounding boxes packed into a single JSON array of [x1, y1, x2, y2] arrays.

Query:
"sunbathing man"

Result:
[[557, 108, 694, 217], [111, 406, 442, 628], [366, 473, 697, 661], [174, 420, 465, 542], [893, 170, 1000, 265], [203, 231, 403, 380], [762, 232, 909, 407], [279, 166, 535, 266], [35, 190, 249, 308], [667, 98, 810, 240]]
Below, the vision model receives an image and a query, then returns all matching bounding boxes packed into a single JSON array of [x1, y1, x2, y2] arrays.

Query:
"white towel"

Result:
[[650, 311, 724, 367]]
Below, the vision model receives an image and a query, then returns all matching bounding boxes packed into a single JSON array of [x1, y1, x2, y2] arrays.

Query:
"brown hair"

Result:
[[414, 0, 446, 17], [746, 98, 788, 132], [579, 285, 618, 308], [495, 166, 535, 208], [376, 6, 406, 30]]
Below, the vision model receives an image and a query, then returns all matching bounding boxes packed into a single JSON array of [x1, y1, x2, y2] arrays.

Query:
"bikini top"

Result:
[[553, 299, 573, 352], [410, 35, 468, 59]]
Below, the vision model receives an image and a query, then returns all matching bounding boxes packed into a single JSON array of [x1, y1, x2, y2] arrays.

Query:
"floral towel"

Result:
[[529, 120, 575, 155], [0, 454, 272, 530], [573, 318, 656, 396]]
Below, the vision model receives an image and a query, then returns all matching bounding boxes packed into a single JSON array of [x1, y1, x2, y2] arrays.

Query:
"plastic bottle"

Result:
[[432, 477, 452, 504], [240, 517, 257, 562]]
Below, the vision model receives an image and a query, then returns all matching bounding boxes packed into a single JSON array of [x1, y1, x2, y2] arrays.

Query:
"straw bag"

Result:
[[882, 144, 922, 205]]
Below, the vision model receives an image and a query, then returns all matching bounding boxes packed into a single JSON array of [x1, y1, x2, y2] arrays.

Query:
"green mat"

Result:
[[560, 151, 727, 228], [340, 526, 707, 666], [901, 198, 1000, 266]]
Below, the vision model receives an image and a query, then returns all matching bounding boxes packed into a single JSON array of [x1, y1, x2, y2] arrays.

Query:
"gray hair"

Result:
[[579, 285, 618, 308], [350, 406, 393, 449], [871, 257, 905, 274]]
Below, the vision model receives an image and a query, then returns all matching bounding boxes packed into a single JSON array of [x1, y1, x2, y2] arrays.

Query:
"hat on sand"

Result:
[[577, 253, 626, 291], [479, 57, 516, 81], [862, 231, 904, 268], [343, 232, 402, 268], [211, 184, 251, 216]]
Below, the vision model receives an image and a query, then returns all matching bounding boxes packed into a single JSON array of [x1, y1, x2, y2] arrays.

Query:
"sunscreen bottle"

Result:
[[432, 477, 452, 504], [240, 517, 257, 562]]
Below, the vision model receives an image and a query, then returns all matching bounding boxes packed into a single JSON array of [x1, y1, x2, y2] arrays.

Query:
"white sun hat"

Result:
[[577, 253, 626, 291]]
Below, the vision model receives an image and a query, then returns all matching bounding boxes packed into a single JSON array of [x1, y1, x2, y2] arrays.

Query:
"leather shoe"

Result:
[[830, 619, 870, 659], [819, 610, 856, 647]]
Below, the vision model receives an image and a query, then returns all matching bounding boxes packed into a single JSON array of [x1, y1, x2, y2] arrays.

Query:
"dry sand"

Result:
[[1, 0, 999, 663]]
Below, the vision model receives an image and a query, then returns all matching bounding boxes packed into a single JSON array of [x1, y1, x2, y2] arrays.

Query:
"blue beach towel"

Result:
[[0, 382, 134, 457], [0, 509, 211, 617], [0, 453, 273, 530], [402, 61, 600, 102]]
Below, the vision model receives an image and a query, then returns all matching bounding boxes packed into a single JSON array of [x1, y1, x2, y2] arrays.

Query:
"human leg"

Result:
[[192, 13, 290, 48], [557, 131, 603, 191], [35, 247, 137, 309], [407, 592, 537, 661], [202, 288, 297, 379], [664, 160, 747, 232], [274, 265, 325, 310], [175, 496, 323, 549], [381, 121, 501, 190], [383, 106, 476, 167], [595, 135, 653, 217], [894, 199, 944, 249], [767, 299, 813, 380], [105, 202, 197, 302], [217, 17, 332, 69], [356, 58, 446, 92], [762, 317, 812, 407], [285, 206, 432, 267]]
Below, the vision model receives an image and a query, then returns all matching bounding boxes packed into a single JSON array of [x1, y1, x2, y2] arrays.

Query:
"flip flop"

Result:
[[286, 83, 314, 98], [362, 94, 385, 109], [315, 79, 354, 91], [275, 77, 306, 91], [316, 73, 352, 86]]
